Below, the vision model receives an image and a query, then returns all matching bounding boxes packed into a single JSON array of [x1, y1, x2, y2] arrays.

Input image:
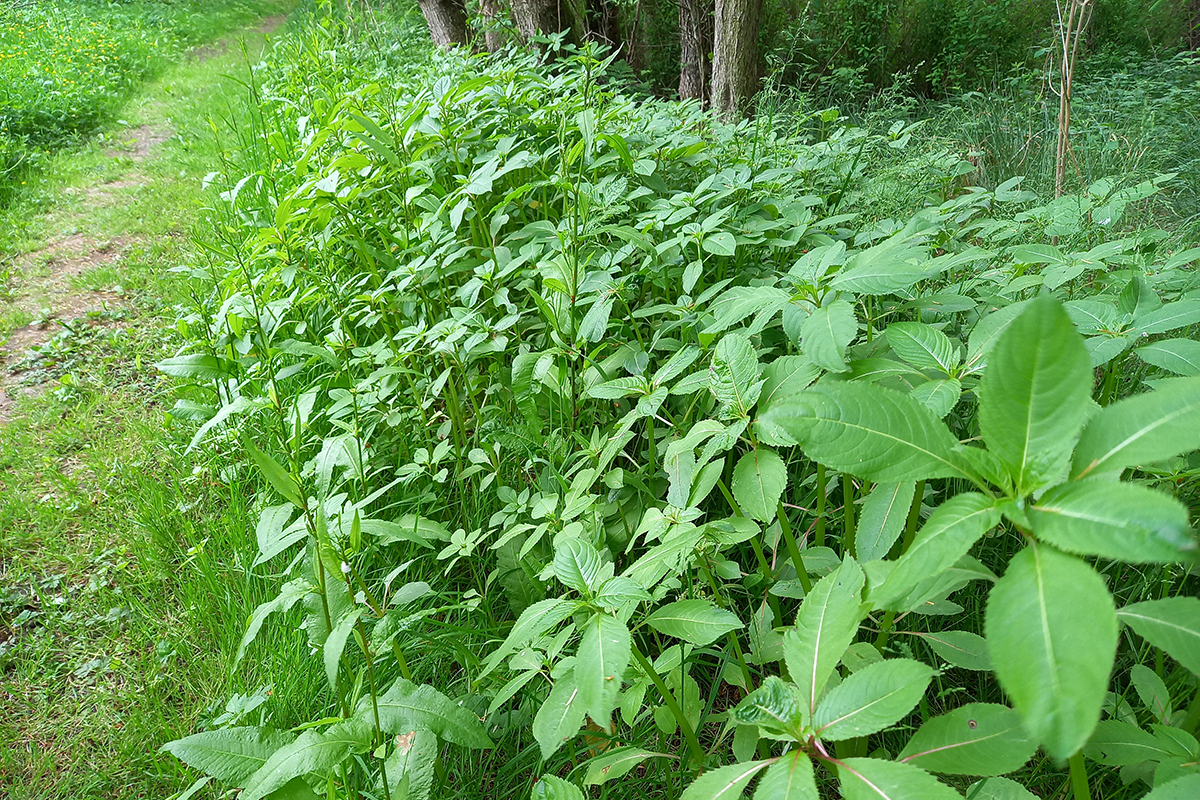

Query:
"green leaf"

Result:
[[1028, 481, 1196, 563], [838, 758, 962, 800], [533, 671, 585, 760], [582, 747, 669, 786], [156, 353, 235, 381], [1142, 774, 1200, 799], [367, 678, 492, 749], [732, 447, 787, 522], [986, 543, 1118, 759], [554, 538, 603, 595], [762, 382, 967, 482], [235, 578, 310, 667], [1137, 338, 1200, 376], [532, 775, 585, 800], [800, 299, 857, 373], [703, 231, 737, 257], [855, 481, 916, 563], [731, 676, 806, 737], [752, 750, 817, 800], [1072, 377, 1200, 480], [1083, 719, 1169, 765], [898, 703, 1037, 775], [918, 631, 991, 671], [813, 658, 932, 740], [709, 333, 763, 417], [785, 558, 865, 716], [243, 436, 305, 507], [681, 759, 773, 800], [1129, 664, 1172, 724], [645, 599, 743, 646], [241, 718, 373, 800], [871, 494, 1000, 609], [887, 323, 960, 373], [966, 777, 1039, 800], [382, 727, 437, 800], [1116, 597, 1200, 676], [576, 613, 632, 729], [909, 379, 961, 418], [1134, 300, 1200, 335], [479, 599, 578, 680], [978, 296, 1092, 493], [323, 608, 363, 691], [160, 727, 294, 786]]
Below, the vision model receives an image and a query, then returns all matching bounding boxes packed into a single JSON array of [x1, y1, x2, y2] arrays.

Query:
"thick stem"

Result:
[[778, 502, 812, 594], [1069, 751, 1092, 800], [842, 474, 856, 558], [896, 480, 925, 556], [815, 465, 826, 548]]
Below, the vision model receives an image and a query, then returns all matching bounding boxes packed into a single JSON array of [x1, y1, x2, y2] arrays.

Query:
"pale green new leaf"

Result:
[[1028, 481, 1196, 563], [367, 678, 492, 749], [479, 598, 578, 680], [533, 671, 585, 759], [681, 759, 772, 800], [1116, 597, 1200, 676], [576, 613, 632, 729], [785, 558, 865, 716], [554, 538, 603, 595], [709, 333, 763, 417], [761, 382, 967, 482], [800, 299, 857, 373], [898, 703, 1036, 775], [855, 481, 916, 563], [645, 599, 743, 646], [160, 726, 294, 786], [323, 608, 363, 691], [813, 658, 932, 740], [752, 750, 817, 800], [978, 296, 1091, 493], [1072, 377, 1200, 480], [732, 447, 787, 522], [582, 747, 670, 786], [986, 544, 1118, 759], [838, 758, 963, 800], [532, 775, 585, 800], [240, 718, 373, 800]]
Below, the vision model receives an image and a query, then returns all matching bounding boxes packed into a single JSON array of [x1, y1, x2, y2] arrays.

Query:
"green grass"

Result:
[[0, 8, 325, 799]]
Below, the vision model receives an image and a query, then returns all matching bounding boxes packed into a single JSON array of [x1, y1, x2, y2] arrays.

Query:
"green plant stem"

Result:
[[630, 645, 706, 770], [1181, 689, 1200, 735], [717, 479, 783, 623], [815, 464, 826, 547], [897, 480, 925, 556], [1069, 752, 1092, 800], [777, 501, 811, 594], [842, 473, 856, 558]]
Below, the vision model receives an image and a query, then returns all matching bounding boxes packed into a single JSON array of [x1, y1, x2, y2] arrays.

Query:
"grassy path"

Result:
[[0, 15, 314, 799]]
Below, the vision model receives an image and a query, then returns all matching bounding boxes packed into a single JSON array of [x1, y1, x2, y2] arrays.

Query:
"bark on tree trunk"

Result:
[[710, 0, 761, 118], [417, 0, 469, 49], [1188, 0, 1200, 50], [678, 0, 705, 101], [480, 0, 510, 51], [511, 0, 580, 42]]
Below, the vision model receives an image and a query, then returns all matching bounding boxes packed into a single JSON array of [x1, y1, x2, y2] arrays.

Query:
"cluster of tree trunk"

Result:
[[414, 0, 763, 119]]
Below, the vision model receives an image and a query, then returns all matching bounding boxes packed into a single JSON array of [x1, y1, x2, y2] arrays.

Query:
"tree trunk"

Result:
[[678, 0, 705, 101], [1188, 0, 1200, 50], [710, 0, 761, 118], [511, 0, 580, 42], [417, 0, 469, 49], [480, 0, 510, 51]]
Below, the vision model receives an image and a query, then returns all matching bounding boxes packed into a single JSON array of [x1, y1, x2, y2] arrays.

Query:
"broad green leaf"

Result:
[[703, 231, 737, 257], [1142, 774, 1200, 799], [532, 775, 585, 800], [966, 777, 1038, 800], [594, 576, 652, 611], [1083, 720, 1175, 765], [761, 382, 967, 482], [986, 543, 1118, 759], [800, 299, 857, 373], [244, 436, 305, 507], [871, 494, 1000, 609], [1072, 377, 1200, 480], [1028, 481, 1196, 563], [978, 296, 1091, 493], [241, 718, 373, 800], [1116, 597, 1200, 676], [367, 678, 492, 749], [704, 287, 791, 335], [752, 750, 817, 800], [898, 703, 1036, 775], [709, 333, 763, 417], [645, 599, 743, 646], [887, 323, 960, 373], [575, 613, 632, 729], [533, 671, 585, 760], [323, 608, 363, 691], [554, 538, 603, 595], [382, 727, 437, 800], [582, 747, 669, 786], [156, 353, 235, 380], [855, 481, 916, 563], [964, 300, 1031, 373], [479, 599, 578, 680], [731, 676, 806, 737], [785, 558, 866, 716], [813, 658, 932, 740], [681, 759, 772, 800], [838, 758, 962, 800], [1134, 300, 1200, 335], [909, 378, 961, 418], [918, 630, 991, 671], [1130, 664, 1172, 723], [732, 447, 787, 522], [1137, 339, 1200, 376], [160, 727, 294, 786]]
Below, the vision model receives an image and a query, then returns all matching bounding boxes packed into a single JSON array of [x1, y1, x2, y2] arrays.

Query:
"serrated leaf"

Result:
[[898, 703, 1036, 775], [838, 758, 963, 800], [1141, 774, 1200, 799], [966, 777, 1039, 800], [479, 599, 578, 680], [1116, 597, 1200, 676], [681, 759, 772, 800], [986, 543, 1118, 759], [1028, 481, 1196, 563], [367, 679, 492, 749], [703, 231, 737, 257], [732, 447, 787, 523], [762, 382, 967, 482], [1072, 377, 1200, 480], [533, 672, 585, 760], [582, 747, 669, 786], [909, 378, 961, 418], [1134, 300, 1200, 335], [554, 538, 603, 595], [800, 299, 857, 372], [532, 775, 585, 800], [645, 599, 743, 646], [160, 727, 294, 787], [887, 323, 960, 373], [709, 333, 763, 417], [383, 727, 437, 800], [576, 614, 631, 729], [731, 676, 806, 736], [918, 630, 992, 671], [813, 658, 932, 740], [1083, 720, 1174, 765], [855, 481, 916, 563], [1137, 339, 1200, 376], [1129, 664, 1172, 724], [240, 718, 373, 800], [979, 296, 1091, 493], [752, 750, 817, 800], [785, 558, 865, 717]]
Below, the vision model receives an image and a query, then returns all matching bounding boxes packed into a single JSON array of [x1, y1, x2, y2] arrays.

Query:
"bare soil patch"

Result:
[[191, 14, 286, 61], [105, 125, 172, 161]]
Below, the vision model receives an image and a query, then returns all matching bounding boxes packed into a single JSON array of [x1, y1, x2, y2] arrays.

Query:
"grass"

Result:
[[0, 7, 326, 799]]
